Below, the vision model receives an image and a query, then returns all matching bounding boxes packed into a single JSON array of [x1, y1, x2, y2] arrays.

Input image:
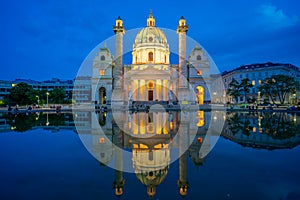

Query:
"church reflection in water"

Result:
[[74, 110, 225, 198], [72, 110, 300, 198]]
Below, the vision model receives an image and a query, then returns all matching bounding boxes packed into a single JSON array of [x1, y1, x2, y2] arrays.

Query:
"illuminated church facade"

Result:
[[92, 11, 213, 106]]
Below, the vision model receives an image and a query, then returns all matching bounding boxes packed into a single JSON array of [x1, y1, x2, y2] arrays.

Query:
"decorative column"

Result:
[[177, 16, 188, 87], [177, 16, 189, 104], [177, 114, 189, 197], [113, 122, 125, 197], [113, 16, 125, 104]]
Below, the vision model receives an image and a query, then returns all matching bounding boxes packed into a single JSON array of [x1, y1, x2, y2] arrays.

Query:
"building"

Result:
[[72, 76, 92, 104], [13, 78, 74, 97], [0, 78, 74, 104], [0, 80, 12, 104], [92, 12, 216, 106], [221, 62, 300, 104]]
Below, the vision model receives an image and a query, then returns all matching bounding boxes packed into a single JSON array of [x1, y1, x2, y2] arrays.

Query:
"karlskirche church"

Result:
[[92, 11, 213, 107]]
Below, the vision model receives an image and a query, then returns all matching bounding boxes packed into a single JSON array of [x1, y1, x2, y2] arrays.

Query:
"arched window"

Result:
[[148, 81, 154, 89], [197, 55, 201, 60], [101, 55, 105, 61], [148, 52, 153, 62], [99, 70, 105, 76]]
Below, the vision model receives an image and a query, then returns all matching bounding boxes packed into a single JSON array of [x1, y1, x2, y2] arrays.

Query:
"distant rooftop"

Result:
[[222, 62, 299, 76], [13, 78, 73, 85]]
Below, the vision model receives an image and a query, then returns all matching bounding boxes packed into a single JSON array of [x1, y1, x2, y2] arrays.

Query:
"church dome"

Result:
[[132, 11, 170, 64], [134, 26, 168, 48]]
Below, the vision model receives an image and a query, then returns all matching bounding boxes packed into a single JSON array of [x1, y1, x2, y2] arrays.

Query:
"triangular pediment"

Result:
[[130, 64, 170, 76]]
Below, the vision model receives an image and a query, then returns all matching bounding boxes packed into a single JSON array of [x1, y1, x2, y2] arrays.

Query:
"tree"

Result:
[[240, 78, 253, 103], [50, 88, 66, 104], [227, 78, 253, 104], [258, 75, 299, 105], [227, 78, 241, 103], [258, 81, 276, 104], [4, 82, 36, 105]]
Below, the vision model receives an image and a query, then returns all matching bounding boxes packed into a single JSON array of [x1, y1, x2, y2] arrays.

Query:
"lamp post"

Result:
[[36, 95, 39, 107], [46, 113, 49, 126], [46, 92, 50, 108]]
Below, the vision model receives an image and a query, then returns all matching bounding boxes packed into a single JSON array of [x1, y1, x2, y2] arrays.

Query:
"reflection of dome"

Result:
[[132, 146, 170, 198], [136, 166, 169, 186], [136, 166, 169, 198]]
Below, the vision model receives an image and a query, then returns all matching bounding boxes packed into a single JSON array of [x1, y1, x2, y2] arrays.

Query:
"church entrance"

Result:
[[147, 81, 154, 101], [148, 90, 153, 101], [99, 87, 106, 104]]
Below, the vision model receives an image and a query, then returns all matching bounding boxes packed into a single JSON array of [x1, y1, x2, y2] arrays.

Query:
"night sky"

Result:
[[1, 0, 299, 81]]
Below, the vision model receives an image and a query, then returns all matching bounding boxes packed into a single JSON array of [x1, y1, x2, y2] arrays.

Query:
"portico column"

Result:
[[161, 79, 163, 100], [154, 113, 156, 134], [153, 81, 156, 101], [144, 81, 147, 101], [131, 81, 134, 101], [138, 80, 140, 101], [167, 81, 170, 101]]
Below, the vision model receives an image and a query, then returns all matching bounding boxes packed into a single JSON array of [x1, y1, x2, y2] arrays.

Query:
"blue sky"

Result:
[[0, 0, 299, 80]]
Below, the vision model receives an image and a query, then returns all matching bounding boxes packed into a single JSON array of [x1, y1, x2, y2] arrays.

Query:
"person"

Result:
[[268, 104, 273, 110], [7, 105, 12, 112], [15, 104, 19, 112], [56, 105, 61, 111]]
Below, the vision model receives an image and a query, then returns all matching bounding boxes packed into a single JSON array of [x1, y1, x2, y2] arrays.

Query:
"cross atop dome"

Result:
[[147, 9, 155, 27], [149, 9, 153, 18]]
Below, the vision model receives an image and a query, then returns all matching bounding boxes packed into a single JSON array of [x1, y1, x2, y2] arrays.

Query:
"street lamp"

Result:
[[46, 113, 49, 126], [36, 95, 39, 107], [46, 92, 50, 108]]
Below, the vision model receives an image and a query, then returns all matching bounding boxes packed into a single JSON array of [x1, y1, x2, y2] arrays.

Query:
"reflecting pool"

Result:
[[0, 111, 300, 200]]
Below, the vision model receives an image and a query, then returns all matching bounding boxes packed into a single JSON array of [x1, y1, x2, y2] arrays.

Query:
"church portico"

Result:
[[130, 79, 171, 102]]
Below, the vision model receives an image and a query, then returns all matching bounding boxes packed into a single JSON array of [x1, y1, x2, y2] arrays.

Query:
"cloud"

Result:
[[258, 4, 298, 29]]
